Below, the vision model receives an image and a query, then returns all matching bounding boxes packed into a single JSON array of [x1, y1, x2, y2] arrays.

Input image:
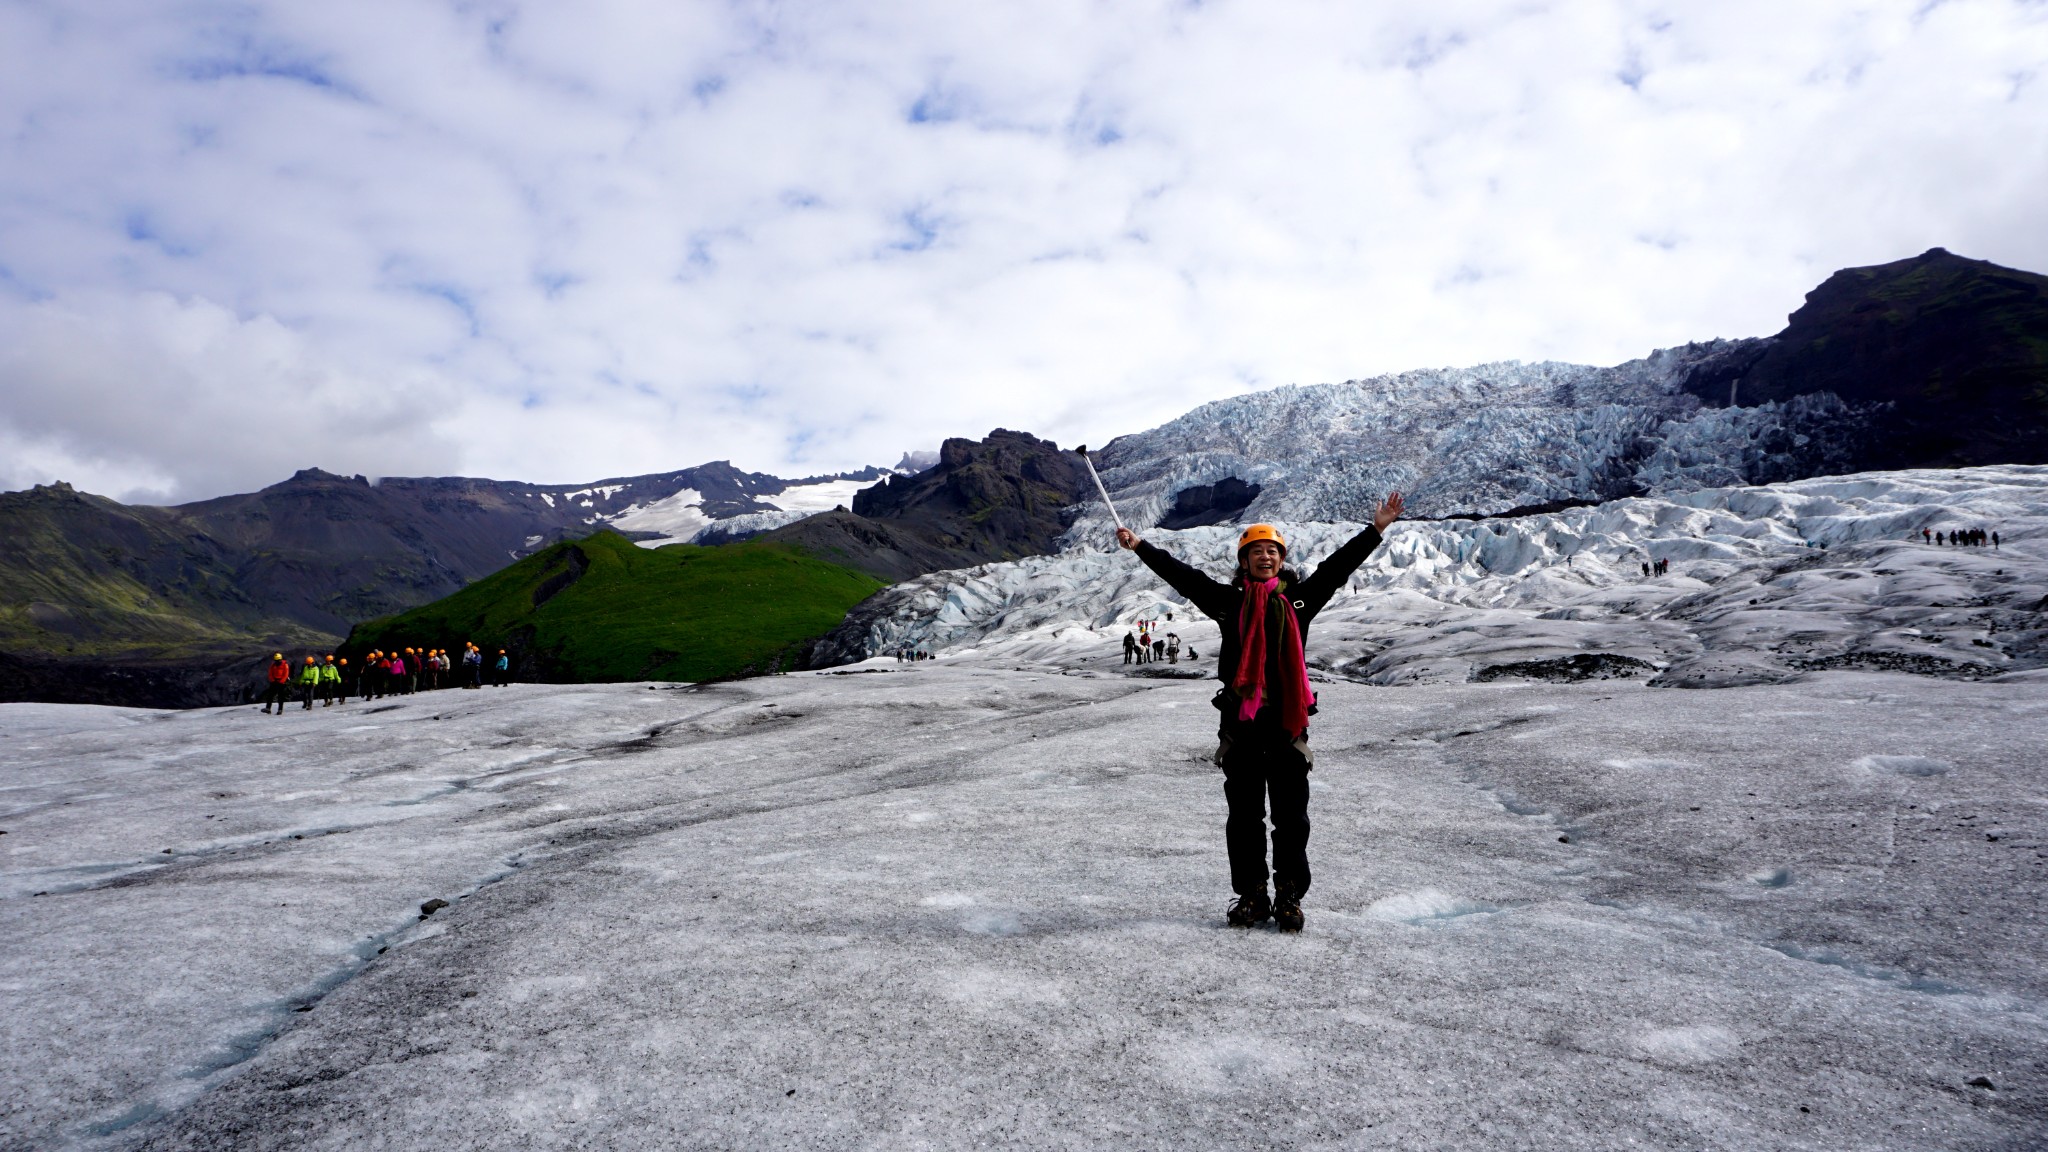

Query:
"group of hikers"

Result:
[[1122, 621, 1187, 664], [893, 647, 935, 662], [1923, 527, 1998, 547], [257, 644, 512, 713], [1639, 558, 1670, 577]]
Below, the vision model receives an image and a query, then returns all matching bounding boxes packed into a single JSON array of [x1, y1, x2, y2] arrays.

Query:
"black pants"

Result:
[[1221, 720, 1312, 898], [261, 683, 291, 710]]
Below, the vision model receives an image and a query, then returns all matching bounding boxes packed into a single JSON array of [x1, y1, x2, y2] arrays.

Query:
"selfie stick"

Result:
[[1075, 446, 1126, 531]]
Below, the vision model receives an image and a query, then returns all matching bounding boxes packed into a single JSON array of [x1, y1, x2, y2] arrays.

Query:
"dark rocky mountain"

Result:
[[1679, 248, 2048, 468], [0, 482, 289, 656], [0, 480, 332, 707], [754, 429, 1091, 581]]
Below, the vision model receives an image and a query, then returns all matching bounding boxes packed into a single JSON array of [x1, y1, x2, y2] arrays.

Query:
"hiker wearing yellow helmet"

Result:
[[260, 652, 292, 714], [1116, 492, 1405, 933]]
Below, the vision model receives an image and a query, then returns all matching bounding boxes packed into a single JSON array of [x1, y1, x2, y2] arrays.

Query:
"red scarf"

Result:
[[1232, 576, 1313, 737]]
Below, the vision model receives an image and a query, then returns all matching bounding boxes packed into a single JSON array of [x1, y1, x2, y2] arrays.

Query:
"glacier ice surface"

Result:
[[3, 660, 2045, 1149], [827, 465, 2048, 691]]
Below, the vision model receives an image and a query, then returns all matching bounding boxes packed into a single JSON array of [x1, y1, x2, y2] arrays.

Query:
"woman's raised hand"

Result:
[[1373, 491, 1405, 531], [1115, 527, 1140, 550]]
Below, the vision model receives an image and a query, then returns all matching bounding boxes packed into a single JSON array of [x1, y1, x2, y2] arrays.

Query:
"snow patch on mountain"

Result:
[[606, 475, 879, 548], [765, 477, 868, 514], [605, 488, 713, 547]]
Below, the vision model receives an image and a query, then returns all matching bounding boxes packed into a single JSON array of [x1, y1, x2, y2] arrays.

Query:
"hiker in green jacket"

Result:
[[296, 656, 322, 711], [1115, 494, 1403, 933], [318, 656, 341, 706]]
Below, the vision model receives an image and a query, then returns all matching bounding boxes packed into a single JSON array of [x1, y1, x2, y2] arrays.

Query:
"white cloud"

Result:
[[0, 292, 459, 501], [0, 0, 2044, 501]]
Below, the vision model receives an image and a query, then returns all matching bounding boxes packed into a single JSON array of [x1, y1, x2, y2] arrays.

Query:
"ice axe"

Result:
[[1074, 445, 1125, 532]]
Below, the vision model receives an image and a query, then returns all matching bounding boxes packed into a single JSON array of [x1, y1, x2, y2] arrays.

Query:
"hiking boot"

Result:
[[1227, 891, 1272, 927], [1273, 887, 1304, 933]]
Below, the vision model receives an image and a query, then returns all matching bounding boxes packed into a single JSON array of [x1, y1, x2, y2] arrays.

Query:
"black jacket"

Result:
[[1133, 527, 1383, 694]]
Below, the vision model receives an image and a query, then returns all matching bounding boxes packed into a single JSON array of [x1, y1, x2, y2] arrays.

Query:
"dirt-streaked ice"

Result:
[[3, 663, 2043, 1149]]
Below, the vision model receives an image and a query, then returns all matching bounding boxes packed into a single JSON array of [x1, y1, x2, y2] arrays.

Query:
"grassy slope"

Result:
[[345, 530, 884, 682]]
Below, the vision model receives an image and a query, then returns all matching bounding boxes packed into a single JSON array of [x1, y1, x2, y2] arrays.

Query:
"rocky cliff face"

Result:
[[762, 429, 1090, 582], [1683, 248, 2048, 469], [851, 429, 1088, 557]]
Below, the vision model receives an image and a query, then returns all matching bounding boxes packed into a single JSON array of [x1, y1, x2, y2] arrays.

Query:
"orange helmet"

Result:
[[1237, 523, 1287, 556], [305, 656, 316, 664], [339, 658, 348, 665], [325, 654, 335, 662]]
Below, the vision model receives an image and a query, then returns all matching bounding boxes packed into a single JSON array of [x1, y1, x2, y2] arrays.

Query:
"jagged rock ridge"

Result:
[[754, 429, 1092, 582]]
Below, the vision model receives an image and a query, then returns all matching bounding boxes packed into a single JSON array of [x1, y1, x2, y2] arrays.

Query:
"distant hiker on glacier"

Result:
[[260, 653, 292, 714], [297, 657, 322, 711], [1116, 493, 1405, 933]]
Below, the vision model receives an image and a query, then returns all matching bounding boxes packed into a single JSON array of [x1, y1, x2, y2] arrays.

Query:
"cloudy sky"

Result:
[[2, 0, 2045, 502]]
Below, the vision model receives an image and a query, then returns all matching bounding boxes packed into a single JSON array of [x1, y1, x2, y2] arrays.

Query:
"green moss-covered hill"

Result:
[[342, 530, 884, 682]]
